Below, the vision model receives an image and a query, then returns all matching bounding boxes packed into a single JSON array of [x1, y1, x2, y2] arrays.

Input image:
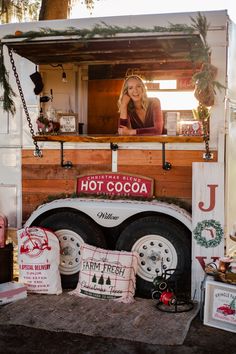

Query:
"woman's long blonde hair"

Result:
[[118, 75, 148, 112]]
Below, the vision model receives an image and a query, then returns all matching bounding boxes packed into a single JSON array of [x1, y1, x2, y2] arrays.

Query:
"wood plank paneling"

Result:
[[22, 179, 76, 193], [22, 150, 111, 165], [22, 148, 217, 222]]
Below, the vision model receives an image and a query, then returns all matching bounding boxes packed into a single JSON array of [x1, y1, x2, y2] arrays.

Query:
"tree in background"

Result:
[[39, 0, 71, 20], [0, 0, 99, 23], [39, 0, 98, 19], [0, 0, 41, 23]]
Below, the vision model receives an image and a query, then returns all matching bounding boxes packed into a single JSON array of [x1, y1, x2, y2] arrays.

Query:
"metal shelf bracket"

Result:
[[162, 142, 172, 170], [60, 141, 73, 169]]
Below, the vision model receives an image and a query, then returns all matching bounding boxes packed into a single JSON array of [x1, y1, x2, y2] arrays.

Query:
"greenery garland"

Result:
[[193, 219, 223, 248], [191, 13, 225, 107], [0, 46, 16, 115], [3, 22, 194, 40]]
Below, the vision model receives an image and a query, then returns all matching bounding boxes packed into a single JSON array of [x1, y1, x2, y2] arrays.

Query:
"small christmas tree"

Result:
[[229, 298, 236, 311], [98, 274, 104, 285], [106, 277, 111, 285]]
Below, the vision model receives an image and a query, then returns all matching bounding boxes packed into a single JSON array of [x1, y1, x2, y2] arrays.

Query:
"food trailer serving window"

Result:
[[2, 30, 203, 139]]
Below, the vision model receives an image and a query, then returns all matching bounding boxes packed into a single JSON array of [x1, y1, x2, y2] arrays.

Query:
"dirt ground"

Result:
[[0, 313, 235, 354]]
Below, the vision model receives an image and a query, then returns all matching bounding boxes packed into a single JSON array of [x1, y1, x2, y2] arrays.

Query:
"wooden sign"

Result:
[[145, 82, 160, 90], [177, 77, 195, 90], [58, 113, 78, 133], [179, 120, 203, 136], [77, 173, 154, 198], [192, 162, 224, 300]]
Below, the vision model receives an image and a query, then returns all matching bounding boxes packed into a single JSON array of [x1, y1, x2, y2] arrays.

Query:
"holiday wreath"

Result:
[[193, 219, 223, 248]]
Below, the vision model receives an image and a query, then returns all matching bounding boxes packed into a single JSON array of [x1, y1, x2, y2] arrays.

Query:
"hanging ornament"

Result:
[[30, 67, 44, 95]]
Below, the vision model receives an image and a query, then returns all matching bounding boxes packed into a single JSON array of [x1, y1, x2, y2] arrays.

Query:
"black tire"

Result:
[[116, 215, 191, 298], [37, 211, 106, 289]]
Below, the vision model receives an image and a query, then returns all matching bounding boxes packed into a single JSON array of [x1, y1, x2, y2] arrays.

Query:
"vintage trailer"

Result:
[[0, 10, 236, 299]]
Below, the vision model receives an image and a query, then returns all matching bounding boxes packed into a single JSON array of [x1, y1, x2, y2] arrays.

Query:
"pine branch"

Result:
[[0, 46, 16, 115], [3, 22, 195, 40], [190, 12, 210, 46], [190, 13, 225, 106]]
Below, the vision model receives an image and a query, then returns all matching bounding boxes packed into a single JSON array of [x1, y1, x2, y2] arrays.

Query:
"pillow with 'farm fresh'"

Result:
[[70, 243, 138, 303]]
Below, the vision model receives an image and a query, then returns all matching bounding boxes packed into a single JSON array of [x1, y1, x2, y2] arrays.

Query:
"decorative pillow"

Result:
[[70, 243, 138, 303], [17, 227, 62, 295]]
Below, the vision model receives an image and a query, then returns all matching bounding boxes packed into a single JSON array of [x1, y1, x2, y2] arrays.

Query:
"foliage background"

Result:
[[0, 0, 98, 23]]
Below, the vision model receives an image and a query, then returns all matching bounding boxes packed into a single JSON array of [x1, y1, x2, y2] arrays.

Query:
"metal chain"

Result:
[[202, 119, 211, 159], [8, 48, 42, 157], [199, 103, 211, 160], [203, 131, 211, 159]]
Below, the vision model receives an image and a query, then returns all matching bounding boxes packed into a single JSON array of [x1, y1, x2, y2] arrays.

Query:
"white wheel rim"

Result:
[[55, 229, 84, 275], [132, 234, 178, 282]]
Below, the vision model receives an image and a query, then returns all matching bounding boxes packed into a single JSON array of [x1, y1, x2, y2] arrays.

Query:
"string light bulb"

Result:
[[62, 70, 67, 83], [50, 64, 67, 83]]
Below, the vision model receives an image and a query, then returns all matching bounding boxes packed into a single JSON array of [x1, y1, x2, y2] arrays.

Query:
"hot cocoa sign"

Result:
[[77, 173, 153, 198]]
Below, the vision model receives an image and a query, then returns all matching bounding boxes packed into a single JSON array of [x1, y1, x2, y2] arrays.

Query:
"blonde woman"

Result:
[[118, 75, 163, 135]]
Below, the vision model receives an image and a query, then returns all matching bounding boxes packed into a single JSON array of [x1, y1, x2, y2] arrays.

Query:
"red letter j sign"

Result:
[[198, 184, 218, 212]]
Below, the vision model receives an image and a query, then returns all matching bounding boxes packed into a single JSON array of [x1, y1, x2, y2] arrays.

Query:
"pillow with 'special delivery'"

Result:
[[17, 227, 62, 295]]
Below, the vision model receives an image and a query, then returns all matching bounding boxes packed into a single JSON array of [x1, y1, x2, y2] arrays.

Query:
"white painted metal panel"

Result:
[[0, 148, 22, 228], [228, 20, 236, 101], [22, 104, 39, 148], [0, 103, 9, 134], [225, 19, 236, 255], [0, 100, 22, 147], [225, 104, 236, 256], [0, 47, 38, 229], [0, 185, 17, 227]]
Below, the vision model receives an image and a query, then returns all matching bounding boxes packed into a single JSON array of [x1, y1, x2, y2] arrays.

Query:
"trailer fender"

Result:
[[25, 197, 192, 231]]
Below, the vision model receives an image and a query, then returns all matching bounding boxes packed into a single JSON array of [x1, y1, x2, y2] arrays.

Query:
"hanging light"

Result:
[[51, 64, 67, 83], [62, 69, 67, 83]]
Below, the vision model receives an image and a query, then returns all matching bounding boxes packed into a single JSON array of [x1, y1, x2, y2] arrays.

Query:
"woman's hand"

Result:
[[120, 94, 131, 108], [119, 94, 131, 120], [118, 125, 136, 136]]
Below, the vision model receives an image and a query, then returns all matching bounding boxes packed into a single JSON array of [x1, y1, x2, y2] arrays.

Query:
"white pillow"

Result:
[[17, 227, 62, 295], [70, 243, 138, 303]]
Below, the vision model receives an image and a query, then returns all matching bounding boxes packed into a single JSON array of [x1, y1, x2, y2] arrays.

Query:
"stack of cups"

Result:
[[166, 112, 180, 136]]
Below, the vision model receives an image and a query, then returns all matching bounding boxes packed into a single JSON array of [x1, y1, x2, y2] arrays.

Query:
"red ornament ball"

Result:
[[15, 30, 23, 36]]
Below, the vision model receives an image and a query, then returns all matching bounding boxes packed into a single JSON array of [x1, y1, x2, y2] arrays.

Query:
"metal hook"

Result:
[[162, 143, 172, 170]]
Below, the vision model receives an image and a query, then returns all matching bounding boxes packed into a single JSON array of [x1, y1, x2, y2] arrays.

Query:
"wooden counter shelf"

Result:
[[33, 134, 204, 144], [33, 134, 204, 169]]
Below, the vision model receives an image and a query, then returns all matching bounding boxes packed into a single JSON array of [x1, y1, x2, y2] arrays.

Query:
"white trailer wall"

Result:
[[225, 18, 236, 255]]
